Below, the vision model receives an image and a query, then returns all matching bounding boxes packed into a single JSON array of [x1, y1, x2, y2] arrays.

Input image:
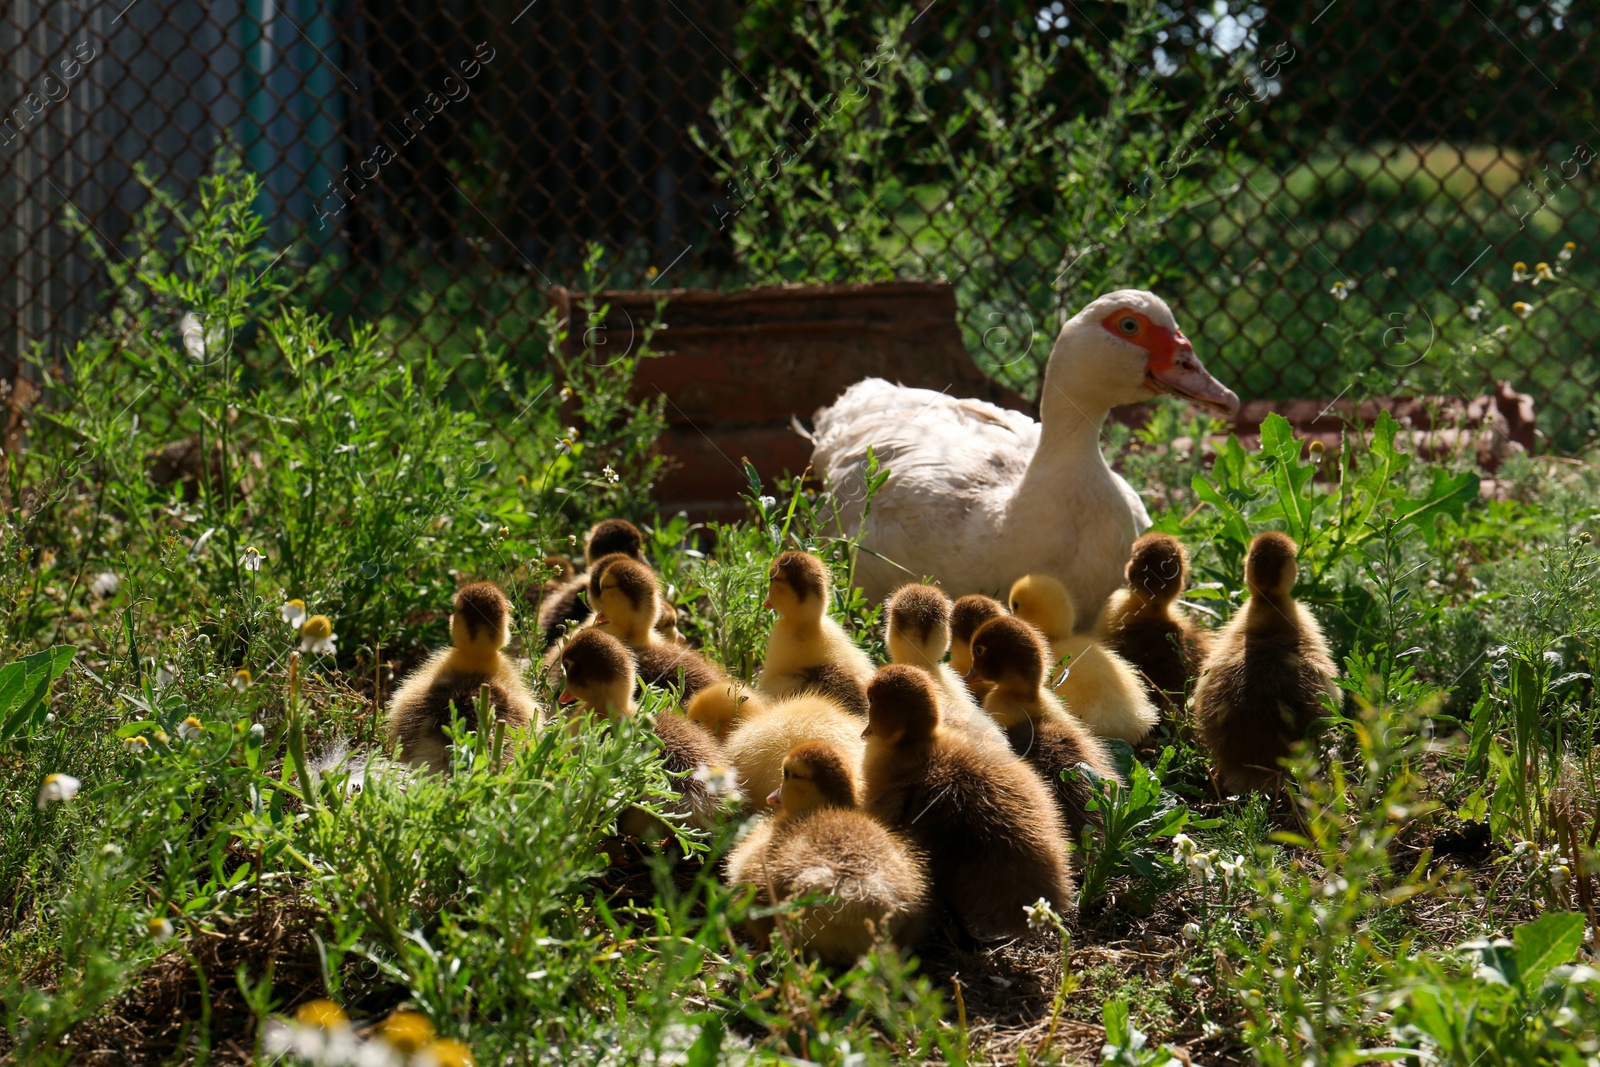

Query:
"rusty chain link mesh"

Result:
[[4, 1, 1596, 446]]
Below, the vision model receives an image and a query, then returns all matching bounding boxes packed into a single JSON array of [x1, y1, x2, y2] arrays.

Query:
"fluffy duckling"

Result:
[[558, 629, 731, 831], [757, 551, 873, 716], [537, 518, 645, 647], [949, 594, 1006, 701], [1099, 533, 1212, 715], [387, 582, 543, 772], [591, 557, 724, 701], [967, 616, 1118, 836], [885, 583, 1008, 746], [725, 741, 930, 964], [1194, 532, 1340, 794], [1008, 574, 1159, 745], [861, 665, 1071, 937], [694, 680, 868, 810]]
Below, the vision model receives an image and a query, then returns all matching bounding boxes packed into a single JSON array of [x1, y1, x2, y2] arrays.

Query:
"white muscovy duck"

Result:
[[809, 289, 1239, 622]]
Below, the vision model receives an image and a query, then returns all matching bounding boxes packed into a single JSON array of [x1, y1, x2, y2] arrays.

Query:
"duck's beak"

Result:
[[1144, 329, 1240, 418], [593, 614, 609, 626], [860, 723, 874, 739], [557, 688, 577, 705], [765, 787, 782, 807], [761, 597, 773, 610]]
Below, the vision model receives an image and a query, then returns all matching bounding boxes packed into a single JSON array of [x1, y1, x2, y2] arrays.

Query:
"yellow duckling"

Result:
[[860, 665, 1071, 938], [1194, 532, 1339, 794], [536, 518, 645, 648], [725, 741, 930, 964], [1008, 574, 1158, 745], [591, 558, 725, 701], [967, 615, 1118, 836], [757, 551, 873, 716], [690, 679, 867, 811], [1098, 532, 1212, 716], [949, 594, 1006, 702], [884, 583, 1007, 746], [558, 628, 733, 832], [387, 582, 543, 772]]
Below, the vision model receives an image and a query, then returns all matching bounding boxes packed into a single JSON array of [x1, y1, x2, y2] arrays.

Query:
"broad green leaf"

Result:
[[1392, 468, 1480, 547], [1258, 413, 1319, 544], [1514, 912, 1586, 990]]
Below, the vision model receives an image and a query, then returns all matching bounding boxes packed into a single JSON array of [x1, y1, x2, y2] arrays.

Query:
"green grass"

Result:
[[10, 137, 1600, 1067]]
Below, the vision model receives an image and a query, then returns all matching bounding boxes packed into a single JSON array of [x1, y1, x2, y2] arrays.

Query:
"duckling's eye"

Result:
[[974, 645, 986, 657], [1117, 315, 1139, 335]]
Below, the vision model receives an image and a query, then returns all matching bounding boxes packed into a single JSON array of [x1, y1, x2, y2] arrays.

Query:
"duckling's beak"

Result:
[[593, 614, 609, 626], [962, 665, 979, 682], [860, 723, 874, 739], [765, 787, 782, 807], [761, 598, 773, 610], [557, 688, 577, 705], [1144, 330, 1240, 418]]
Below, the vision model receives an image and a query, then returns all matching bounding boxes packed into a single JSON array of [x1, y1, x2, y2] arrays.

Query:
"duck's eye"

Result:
[[1117, 315, 1139, 335], [974, 645, 986, 657]]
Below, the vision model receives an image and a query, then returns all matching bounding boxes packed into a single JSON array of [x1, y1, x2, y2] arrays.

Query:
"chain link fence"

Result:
[[5, 0, 1597, 446]]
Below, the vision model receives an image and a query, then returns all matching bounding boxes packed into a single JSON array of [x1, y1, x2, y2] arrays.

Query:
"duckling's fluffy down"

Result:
[[726, 807, 929, 963], [722, 694, 867, 809], [386, 650, 541, 772]]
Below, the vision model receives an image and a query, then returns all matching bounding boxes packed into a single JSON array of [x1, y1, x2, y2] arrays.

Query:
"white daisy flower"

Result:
[[1181, 922, 1202, 941], [1512, 261, 1530, 283], [231, 668, 252, 691], [37, 772, 81, 808], [1328, 281, 1348, 301], [692, 763, 742, 803], [1559, 241, 1575, 262], [90, 571, 120, 598], [177, 716, 203, 741], [239, 546, 264, 572], [1534, 262, 1557, 285], [300, 615, 338, 656], [602, 465, 619, 484], [124, 735, 151, 755], [1493, 325, 1511, 339], [1512, 301, 1533, 320], [249, 723, 265, 742], [758, 495, 777, 510], [148, 916, 175, 942], [281, 600, 308, 628], [1023, 896, 1060, 933], [1463, 301, 1484, 322]]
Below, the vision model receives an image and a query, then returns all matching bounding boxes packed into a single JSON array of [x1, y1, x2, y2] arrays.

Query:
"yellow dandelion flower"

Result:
[[295, 999, 349, 1030], [378, 1011, 436, 1053]]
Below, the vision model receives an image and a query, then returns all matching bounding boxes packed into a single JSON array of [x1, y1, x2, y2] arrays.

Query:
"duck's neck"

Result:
[[1244, 592, 1296, 635], [444, 644, 502, 676], [774, 611, 824, 641], [1017, 379, 1114, 495], [983, 682, 1047, 729]]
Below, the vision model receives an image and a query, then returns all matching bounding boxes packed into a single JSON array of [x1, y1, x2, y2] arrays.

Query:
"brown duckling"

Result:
[[861, 665, 1072, 938], [1099, 532, 1212, 716], [690, 680, 867, 810], [591, 557, 725, 701], [949, 594, 1006, 702], [387, 582, 543, 772], [884, 583, 1007, 747], [1008, 574, 1159, 745], [1193, 532, 1340, 794], [967, 615, 1118, 836], [558, 629, 732, 832], [537, 518, 645, 647], [757, 551, 873, 715], [725, 741, 930, 964]]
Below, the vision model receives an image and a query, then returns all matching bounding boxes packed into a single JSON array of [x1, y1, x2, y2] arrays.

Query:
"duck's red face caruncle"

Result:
[[1100, 309, 1240, 417]]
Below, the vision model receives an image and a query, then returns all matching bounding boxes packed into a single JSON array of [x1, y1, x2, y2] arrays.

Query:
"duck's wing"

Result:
[[1111, 470, 1152, 531], [811, 379, 1038, 596]]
